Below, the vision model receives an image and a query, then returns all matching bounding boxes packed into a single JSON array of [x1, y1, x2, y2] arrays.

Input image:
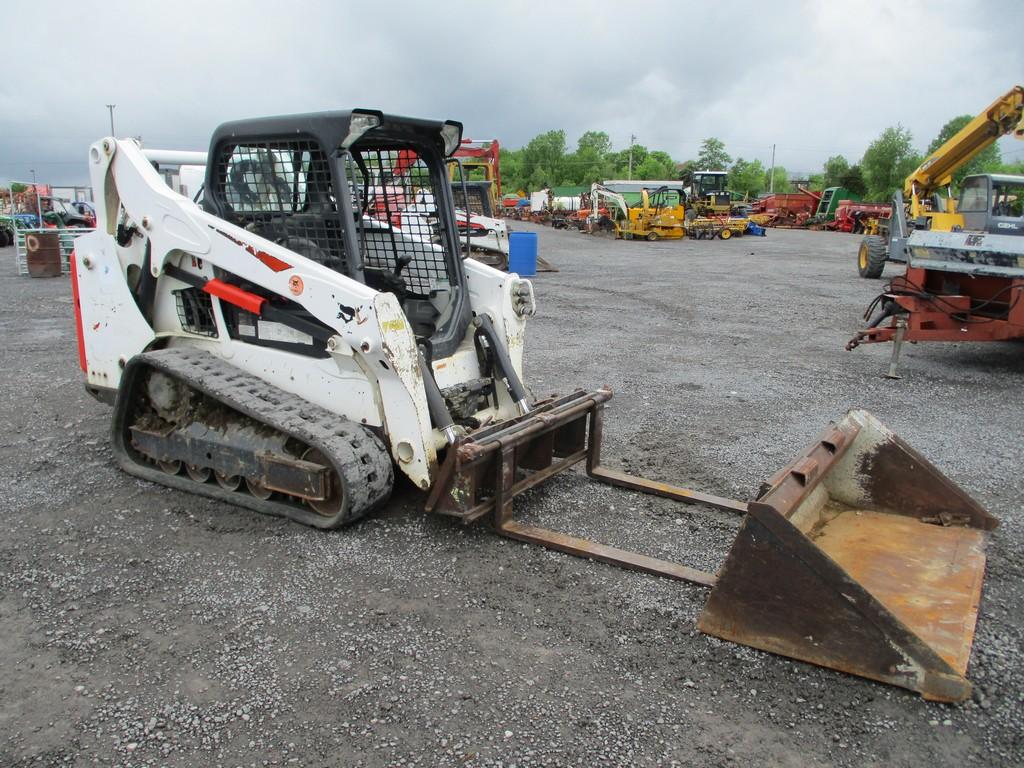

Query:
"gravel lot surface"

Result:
[[1, 226, 1021, 767]]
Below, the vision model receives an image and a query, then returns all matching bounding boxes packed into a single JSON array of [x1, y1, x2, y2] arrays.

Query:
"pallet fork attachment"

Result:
[[426, 392, 997, 702]]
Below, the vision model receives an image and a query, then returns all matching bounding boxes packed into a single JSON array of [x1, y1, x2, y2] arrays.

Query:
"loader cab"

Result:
[[641, 186, 684, 214], [957, 173, 1024, 235], [203, 110, 473, 357], [686, 171, 731, 215], [693, 171, 728, 199]]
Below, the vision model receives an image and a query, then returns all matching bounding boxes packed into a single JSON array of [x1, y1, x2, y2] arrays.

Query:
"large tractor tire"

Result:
[[857, 236, 888, 279]]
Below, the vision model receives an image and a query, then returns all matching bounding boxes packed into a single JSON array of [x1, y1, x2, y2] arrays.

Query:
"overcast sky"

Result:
[[2, 0, 1022, 188]]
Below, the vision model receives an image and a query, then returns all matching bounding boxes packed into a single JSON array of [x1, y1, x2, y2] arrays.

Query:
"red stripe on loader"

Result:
[[70, 251, 87, 372]]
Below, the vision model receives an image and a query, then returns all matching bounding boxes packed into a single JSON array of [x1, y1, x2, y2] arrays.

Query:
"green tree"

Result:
[[822, 155, 850, 188], [697, 138, 731, 170], [996, 159, 1024, 175], [577, 130, 612, 156], [861, 125, 921, 200], [610, 143, 649, 178], [527, 166, 554, 191], [728, 158, 766, 197], [521, 130, 567, 187], [676, 160, 696, 184], [926, 115, 1002, 189], [10, 182, 27, 194], [633, 150, 676, 180], [838, 164, 867, 197], [498, 147, 525, 194], [499, 129, 690, 190], [566, 131, 615, 184]]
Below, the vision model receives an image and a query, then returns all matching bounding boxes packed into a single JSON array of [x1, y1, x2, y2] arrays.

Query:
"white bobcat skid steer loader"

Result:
[[72, 110, 997, 702]]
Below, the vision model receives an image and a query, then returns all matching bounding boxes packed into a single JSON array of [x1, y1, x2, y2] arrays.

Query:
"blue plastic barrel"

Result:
[[508, 231, 538, 276]]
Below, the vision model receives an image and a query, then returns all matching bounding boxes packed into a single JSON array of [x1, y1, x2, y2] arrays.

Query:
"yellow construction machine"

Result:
[[587, 183, 686, 240], [683, 170, 733, 217], [849, 85, 1024, 375], [685, 215, 754, 240], [856, 85, 1024, 280], [72, 108, 998, 703]]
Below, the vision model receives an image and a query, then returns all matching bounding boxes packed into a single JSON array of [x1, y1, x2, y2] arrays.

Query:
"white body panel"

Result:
[[461, 213, 509, 258]]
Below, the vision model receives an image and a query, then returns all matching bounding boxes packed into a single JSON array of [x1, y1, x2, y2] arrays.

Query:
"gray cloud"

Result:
[[2, 0, 1022, 187]]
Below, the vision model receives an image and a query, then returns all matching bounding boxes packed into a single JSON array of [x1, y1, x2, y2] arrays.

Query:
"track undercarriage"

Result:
[[113, 348, 394, 528]]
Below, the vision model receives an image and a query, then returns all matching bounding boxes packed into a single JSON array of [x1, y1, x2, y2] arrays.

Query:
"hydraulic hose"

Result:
[[475, 314, 531, 415], [132, 238, 157, 326], [418, 351, 457, 445], [867, 299, 896, 329]]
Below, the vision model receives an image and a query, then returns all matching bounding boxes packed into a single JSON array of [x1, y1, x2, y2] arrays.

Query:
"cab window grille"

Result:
[[174, 288, 217, 337], [215, 140, 350, 274], [451, 185, 486, 216], [349, 148, 455, 297]]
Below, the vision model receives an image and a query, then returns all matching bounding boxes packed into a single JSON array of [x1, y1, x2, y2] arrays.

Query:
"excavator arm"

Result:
[[587, 183, 629, 223]]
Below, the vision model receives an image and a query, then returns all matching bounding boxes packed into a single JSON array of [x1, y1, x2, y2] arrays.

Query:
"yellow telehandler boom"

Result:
[[904, 85, 1024, 219]]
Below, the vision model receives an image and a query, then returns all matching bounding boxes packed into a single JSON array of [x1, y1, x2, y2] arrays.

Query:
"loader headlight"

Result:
[[341, 111, 382, 149], [441, 122, 464, 157], [511, 279, 536, 317]]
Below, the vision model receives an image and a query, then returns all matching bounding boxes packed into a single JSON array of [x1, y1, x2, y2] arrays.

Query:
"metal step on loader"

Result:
[[72, 109, 998, 703]]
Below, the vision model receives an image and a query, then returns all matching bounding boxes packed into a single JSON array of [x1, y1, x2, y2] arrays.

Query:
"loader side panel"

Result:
[[72, 230, 156, 393]]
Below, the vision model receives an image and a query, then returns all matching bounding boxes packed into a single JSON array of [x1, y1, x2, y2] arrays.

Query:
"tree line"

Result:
[[498, 130, 677, 192], [498, 117, 1024, 202]]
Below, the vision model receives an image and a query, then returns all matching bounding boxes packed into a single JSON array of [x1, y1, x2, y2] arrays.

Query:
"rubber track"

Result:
[[111, 347, 394, 529]]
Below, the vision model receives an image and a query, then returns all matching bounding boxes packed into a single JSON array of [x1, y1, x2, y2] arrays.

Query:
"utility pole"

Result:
[[628, 134, 637, 181], [30, 169, 42, 227], [769, 143, 776, 193], [106, 104, 116, 136]]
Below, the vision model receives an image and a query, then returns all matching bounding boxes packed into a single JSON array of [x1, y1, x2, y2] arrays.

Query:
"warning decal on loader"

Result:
[[208, 225, 292, 273]]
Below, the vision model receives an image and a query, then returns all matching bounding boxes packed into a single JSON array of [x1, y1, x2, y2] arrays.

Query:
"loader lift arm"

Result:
[[586, 183, 629, 224]]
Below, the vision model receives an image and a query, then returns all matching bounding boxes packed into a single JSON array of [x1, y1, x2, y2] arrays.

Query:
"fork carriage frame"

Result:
[[425, 388, 747, 586]]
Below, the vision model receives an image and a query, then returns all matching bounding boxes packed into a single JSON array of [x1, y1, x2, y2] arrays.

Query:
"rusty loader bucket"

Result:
[[426, 395, 996, 702], [700, 409, 996, 702]]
